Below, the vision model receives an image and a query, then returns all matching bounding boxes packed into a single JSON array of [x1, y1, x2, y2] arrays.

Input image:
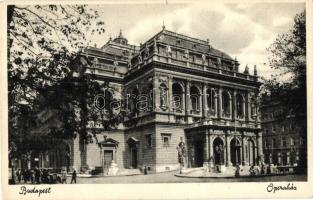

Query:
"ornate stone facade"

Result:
[[62, 28, 262, 173]]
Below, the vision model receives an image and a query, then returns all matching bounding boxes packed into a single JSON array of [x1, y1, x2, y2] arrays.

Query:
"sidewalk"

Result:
[[175, 167, 292, 178]]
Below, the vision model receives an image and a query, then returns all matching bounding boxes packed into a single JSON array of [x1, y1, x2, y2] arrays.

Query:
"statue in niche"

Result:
[[138, 55, 142, 64], [184, 50, 189, 60], [217, 57, 222, 67], [145, 46, 149, 58], [177, 138, 186, 172], [202, 54, 206, 64], [166, 45, 172, 57], [159, 84, 168, 110]]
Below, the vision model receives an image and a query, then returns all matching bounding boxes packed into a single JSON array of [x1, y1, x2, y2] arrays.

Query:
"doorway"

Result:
[[213, 137, 224, 165], [193, 140, 204, 167], [103, 150, 113, 170], [230, 138, 241, 166], [247, 139, 255, 166], [131, 148, 138, 168]]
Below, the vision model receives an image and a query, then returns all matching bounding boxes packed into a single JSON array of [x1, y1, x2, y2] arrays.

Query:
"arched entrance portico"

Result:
[[246, 139, 255, 166], [213, 137, 224, 165], [230, 138, 241, 166]]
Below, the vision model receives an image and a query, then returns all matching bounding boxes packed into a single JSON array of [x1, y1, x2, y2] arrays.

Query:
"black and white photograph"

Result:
[[1, 0, 312, 199]]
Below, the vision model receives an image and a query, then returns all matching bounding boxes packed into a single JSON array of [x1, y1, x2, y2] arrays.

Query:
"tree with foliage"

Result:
[[263, 10, 306, 122], [7, 5, 109, 168], [262, 10, 306, 170]]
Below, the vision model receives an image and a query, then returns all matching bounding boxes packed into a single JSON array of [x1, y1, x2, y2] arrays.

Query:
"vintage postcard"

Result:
[[0, 0, 312, 199]]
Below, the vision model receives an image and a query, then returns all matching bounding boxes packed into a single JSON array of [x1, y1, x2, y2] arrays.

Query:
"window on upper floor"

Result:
[[161, 133, 171, 147], [299, 137, 304, 145], [190, 86, 200, 114], [222, 91, 231, 118], [145, 134, 152, 148], [281, 125, 285, 132], [290, 137, 294, 146], [282, 137, 287, 147], [272, 125, 276, 133], [272, 138, 277, 147], [207, 88, 217, 116]]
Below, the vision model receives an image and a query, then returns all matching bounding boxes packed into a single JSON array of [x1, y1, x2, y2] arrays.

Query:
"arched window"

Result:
[[172, 83, 184, 113], [129, 88, 139, 116], [222, 91, 231, 118], [207, 88, 216, 116], [236, 94, 245, 119], [190, 86, 200, 114], [250, 96, 257, 118], [140, 84, 153, 112]]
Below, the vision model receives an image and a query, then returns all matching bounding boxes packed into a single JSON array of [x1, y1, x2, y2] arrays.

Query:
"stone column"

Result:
[[229, 94, 233, 119], [214, 90, 218, 118], [186, 80, 191, 115], [246, 92, 251, 121], [199, 85, 203, 116], [256, 131, 263, 157], [242, 98, 246, 120], [203, 84, 208, 118], [226, 130, 231, 166], [209, 129, 214, 159], [168, 76, 173, 112], [153, 75, 160, 112], [218, 87, 223, 119], [241, 133, 246, 166], [203, 130, 209, 163], [287, 151, 290, 165], [232, 90, 237, 121]]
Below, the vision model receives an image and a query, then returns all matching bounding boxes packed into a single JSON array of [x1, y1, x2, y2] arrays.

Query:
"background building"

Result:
[[261, 95, 306, 170]]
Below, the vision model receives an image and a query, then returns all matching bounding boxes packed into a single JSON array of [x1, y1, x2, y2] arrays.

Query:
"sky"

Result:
[[89, 2, 305, 79]]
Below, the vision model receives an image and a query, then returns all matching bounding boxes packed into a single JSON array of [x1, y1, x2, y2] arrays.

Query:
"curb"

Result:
[[174, 173, 292, 179]]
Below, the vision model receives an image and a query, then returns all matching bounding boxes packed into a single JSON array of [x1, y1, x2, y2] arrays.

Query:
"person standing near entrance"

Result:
[[71, 168, 77, 184], [61, 168, 67, 184]]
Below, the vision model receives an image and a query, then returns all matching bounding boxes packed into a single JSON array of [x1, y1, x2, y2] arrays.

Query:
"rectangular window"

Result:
[[272, 125, 276, 133], [145, 134, 152, 148], [282, 137, 287, 147], [281, 125, 285, 132], [290, 138, 294, 146], [161, 133, 171, 147]]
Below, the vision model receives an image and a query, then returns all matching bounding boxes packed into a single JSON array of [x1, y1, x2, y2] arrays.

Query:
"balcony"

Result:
[[190, 109, 201, 115]]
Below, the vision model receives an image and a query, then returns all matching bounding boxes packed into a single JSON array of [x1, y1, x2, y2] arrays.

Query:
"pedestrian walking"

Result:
[[35, 167, 40, 184], [235, 165, 240, 177], [16, 169, 22, 183], [61, 168, 67, 184], [30, 169, 35, 184], [71, 168, 77, 184]]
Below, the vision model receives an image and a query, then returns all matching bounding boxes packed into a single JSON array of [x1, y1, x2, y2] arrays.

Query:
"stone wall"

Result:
[[155, 124, 186, 172], [125, 125, 156, 172]]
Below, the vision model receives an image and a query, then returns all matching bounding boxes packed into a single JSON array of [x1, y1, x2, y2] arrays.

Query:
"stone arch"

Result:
[[246, 138, 256, 166], [230, 137, 241, 166], [207, 87, 217, 115], [222, 90, 232, 118], [190, 86, 201, 113], [129, 87, 139, 114], [172, 82, 184, 112], [236, 93, 245, 119], [213, 137, 225, 165]]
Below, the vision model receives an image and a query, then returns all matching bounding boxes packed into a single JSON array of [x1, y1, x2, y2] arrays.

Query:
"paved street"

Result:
[[74, 171, 307, 184]]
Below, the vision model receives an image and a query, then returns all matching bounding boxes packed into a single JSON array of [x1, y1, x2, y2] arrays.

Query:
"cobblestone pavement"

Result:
[[73, 171, 307, 184]]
